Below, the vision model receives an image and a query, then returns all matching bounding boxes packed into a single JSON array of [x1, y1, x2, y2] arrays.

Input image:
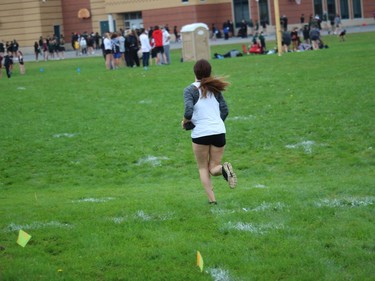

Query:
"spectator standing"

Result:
[[240, 20, 248, 38], [282, 30, 291, 53], [103, 32, 113, 70], [34, 41, 40, 61], [281, 15, 288, 31], [48, 37, 55, 59], [259, 31, 266, 51], [211, 24, 218, 40], [334, 14, 341, 34], [42, 38, 48, 61], [17, 50, 25, 75], [87, 35, 94, 55], [300, 13, 305, 26], [11, 40, 19, 57], [223, 24, 229, 40], [139, 28, 152, 70], [228, 20, 234, 38], [128, 29, 140, 67], [309, 27, 321, 50], [173, 26, 180, 42], [118, 32, 126, 65], [302, 25, 310, 44], [95, 32, 101, 50], [3, 50, 13, 78], [111, 33, 121, 69], [291, 27, 300, 51], [73, 36, 80, 56], [0, 41, 4, 79], [162, 26, 171, 64], [59, 35, 65, 59], [80, 36, 87, 55], [152, 26, 167, 65]]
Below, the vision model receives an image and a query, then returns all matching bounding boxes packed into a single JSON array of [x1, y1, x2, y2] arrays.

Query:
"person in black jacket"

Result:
[[4, 50, 14, 78]]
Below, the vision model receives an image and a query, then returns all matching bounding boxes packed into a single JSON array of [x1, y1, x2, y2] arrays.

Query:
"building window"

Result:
[[233, 0, 250, 28], [314, 0, 323, 19], [340, 0, 349, 19], [258, 0, 270, 25], [352, 0, 362, 18], [327, 0, 336, 21]]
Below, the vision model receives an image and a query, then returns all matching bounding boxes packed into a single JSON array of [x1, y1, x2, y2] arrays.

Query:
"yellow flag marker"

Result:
[[197, 251, 204, 272], [16, 230, 32, 247]]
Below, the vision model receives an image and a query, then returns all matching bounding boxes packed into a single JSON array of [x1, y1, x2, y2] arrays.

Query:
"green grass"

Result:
[[1, 32, 374, 281]]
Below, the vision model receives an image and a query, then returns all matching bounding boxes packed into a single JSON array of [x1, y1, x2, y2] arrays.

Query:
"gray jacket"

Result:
[[183, 84, 229, 121]]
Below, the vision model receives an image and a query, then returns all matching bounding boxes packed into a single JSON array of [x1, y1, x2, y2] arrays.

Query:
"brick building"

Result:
[[0, 0, 374, 52]]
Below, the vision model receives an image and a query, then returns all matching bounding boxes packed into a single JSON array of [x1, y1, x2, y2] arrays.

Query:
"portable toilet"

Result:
[[180, 23, 210, 62]]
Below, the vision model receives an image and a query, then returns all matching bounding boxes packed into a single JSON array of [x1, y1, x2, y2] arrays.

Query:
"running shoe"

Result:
[[222, 162, 237, 189]]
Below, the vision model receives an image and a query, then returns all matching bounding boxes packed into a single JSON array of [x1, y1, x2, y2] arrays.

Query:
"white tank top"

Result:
[[191, 82, 226, 138]]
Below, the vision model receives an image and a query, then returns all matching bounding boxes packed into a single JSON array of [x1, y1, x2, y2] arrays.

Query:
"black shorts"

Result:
[[105, 49, 112, 55], [192, 133, 226, 147], [151, 48, 157, 58], [154, 46, 164, 54]]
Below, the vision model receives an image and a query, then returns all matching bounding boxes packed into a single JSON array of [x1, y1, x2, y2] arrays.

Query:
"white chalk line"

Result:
[[315, 196, 374, 208], [285, 140, 326, 154], [112, 210, 174, 224], [254, 184, 267, 189], [242, 202, 286, 212], [207, 267, 236, 281], [136, 155, 169, 166], [53, 133, 77, 138], [4, 221, 73, 233], [139, 100, 152, 104], [222, 222, 284, 235], [72, 197, 115, 203]]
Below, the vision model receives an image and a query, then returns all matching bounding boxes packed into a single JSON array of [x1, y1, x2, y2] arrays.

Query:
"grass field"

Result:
[[1, 32, 375, 281]]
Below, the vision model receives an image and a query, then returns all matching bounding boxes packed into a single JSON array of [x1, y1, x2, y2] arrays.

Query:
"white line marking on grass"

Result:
[[139, 100, 152, 104], [17, 87, 26, 90], [226, 115, 256, 121], [72, 197, 115, 203], [208, 267, 234, 281], [254, 184, 267, 189], [285, 140, 319, 154], [53, 133, 77, 138], [134, 210, 174, 221], [315, 196, 374, 208], [4, 221, 72, 233], [136, 210, 152, 221], [242, 202, 286, 212], [113, 217, 126, 224], [136, 155, 169, 166], [223, 222, 284, 235], [210, 208, 236, 215]]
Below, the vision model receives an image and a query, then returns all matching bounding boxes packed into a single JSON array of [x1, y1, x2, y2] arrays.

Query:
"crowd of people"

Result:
[[278, 13, 343, 53], [240, 13, 344, 55], [101, 25, 172, 70], [0, 39, 25, 78], [0, 13, 353, 77]]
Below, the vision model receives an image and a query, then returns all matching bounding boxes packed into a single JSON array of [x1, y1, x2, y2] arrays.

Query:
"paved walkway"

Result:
[[22, 24, 375, 62]]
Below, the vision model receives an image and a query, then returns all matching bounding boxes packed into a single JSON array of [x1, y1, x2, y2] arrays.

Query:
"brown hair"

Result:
[[193, 59, 229, 98]]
